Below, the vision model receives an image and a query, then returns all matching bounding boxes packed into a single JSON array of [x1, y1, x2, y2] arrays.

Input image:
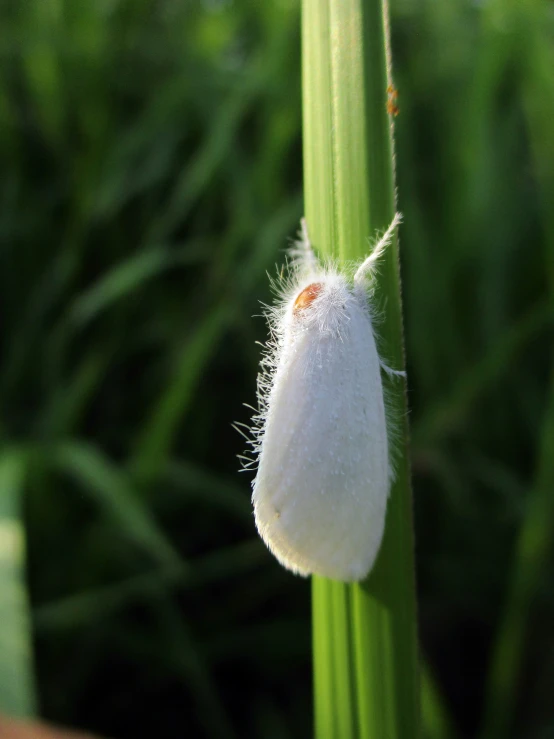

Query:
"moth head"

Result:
[[293, 282, 323, 314]]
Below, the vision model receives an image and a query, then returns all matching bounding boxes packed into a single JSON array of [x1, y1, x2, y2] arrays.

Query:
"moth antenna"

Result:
[[288, 216, 319, 277], [354, 212, 402, 287]]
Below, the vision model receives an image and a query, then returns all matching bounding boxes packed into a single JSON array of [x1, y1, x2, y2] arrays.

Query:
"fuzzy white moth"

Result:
[[241, 214, 403, 582]]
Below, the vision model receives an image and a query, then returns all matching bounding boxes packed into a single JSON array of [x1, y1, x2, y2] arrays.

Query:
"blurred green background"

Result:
[[0, 0, 553, 738]]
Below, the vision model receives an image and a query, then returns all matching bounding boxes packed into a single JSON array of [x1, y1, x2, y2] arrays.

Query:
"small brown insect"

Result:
[[387, 84, 399, 117]]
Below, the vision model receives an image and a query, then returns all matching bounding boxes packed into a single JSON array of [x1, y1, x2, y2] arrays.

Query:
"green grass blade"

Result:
[[303, 1, 419, 737], [480, 370, 554, 739], [413, 298, 553, 446], [480, 5, 554, 735], [145, 68, 269, 245], [0, 450, 37, 717], [164, 461, 251, 520], [421, 662, 457, 739], [312, 576, 337, 739], [51, 441, 181, 567], [34, 540, 263, 633], [70, 247, 203, 326], [37, 352, 107, 437], [153, 593, 238, 739], [19, 0, 64, 148], [130, 303, 230, 483]]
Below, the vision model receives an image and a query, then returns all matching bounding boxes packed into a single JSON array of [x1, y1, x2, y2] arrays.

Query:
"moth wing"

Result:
[[253, 303, 389, 581]]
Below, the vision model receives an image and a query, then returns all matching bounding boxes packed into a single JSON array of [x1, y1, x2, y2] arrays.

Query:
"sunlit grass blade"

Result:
[[303, 1, 418, 737], [0, 450, 37, 718]]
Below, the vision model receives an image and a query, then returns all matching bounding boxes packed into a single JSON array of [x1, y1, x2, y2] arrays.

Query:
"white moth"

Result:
[[240, 214, 403, 582]]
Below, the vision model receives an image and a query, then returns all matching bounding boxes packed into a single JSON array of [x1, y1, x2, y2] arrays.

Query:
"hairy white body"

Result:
[[245, 215, 401, 582]]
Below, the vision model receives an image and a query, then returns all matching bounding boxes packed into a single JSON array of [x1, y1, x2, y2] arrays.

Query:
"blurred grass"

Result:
[[0, 451, 36, 718], [0, 0, 553, 737]]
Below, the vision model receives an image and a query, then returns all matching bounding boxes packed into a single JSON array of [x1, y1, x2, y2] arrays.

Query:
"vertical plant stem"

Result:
[[302, 1, 419, 737]]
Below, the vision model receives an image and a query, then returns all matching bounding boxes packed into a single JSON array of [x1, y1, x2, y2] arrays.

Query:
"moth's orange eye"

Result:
[[293, 283, 322, 313]]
